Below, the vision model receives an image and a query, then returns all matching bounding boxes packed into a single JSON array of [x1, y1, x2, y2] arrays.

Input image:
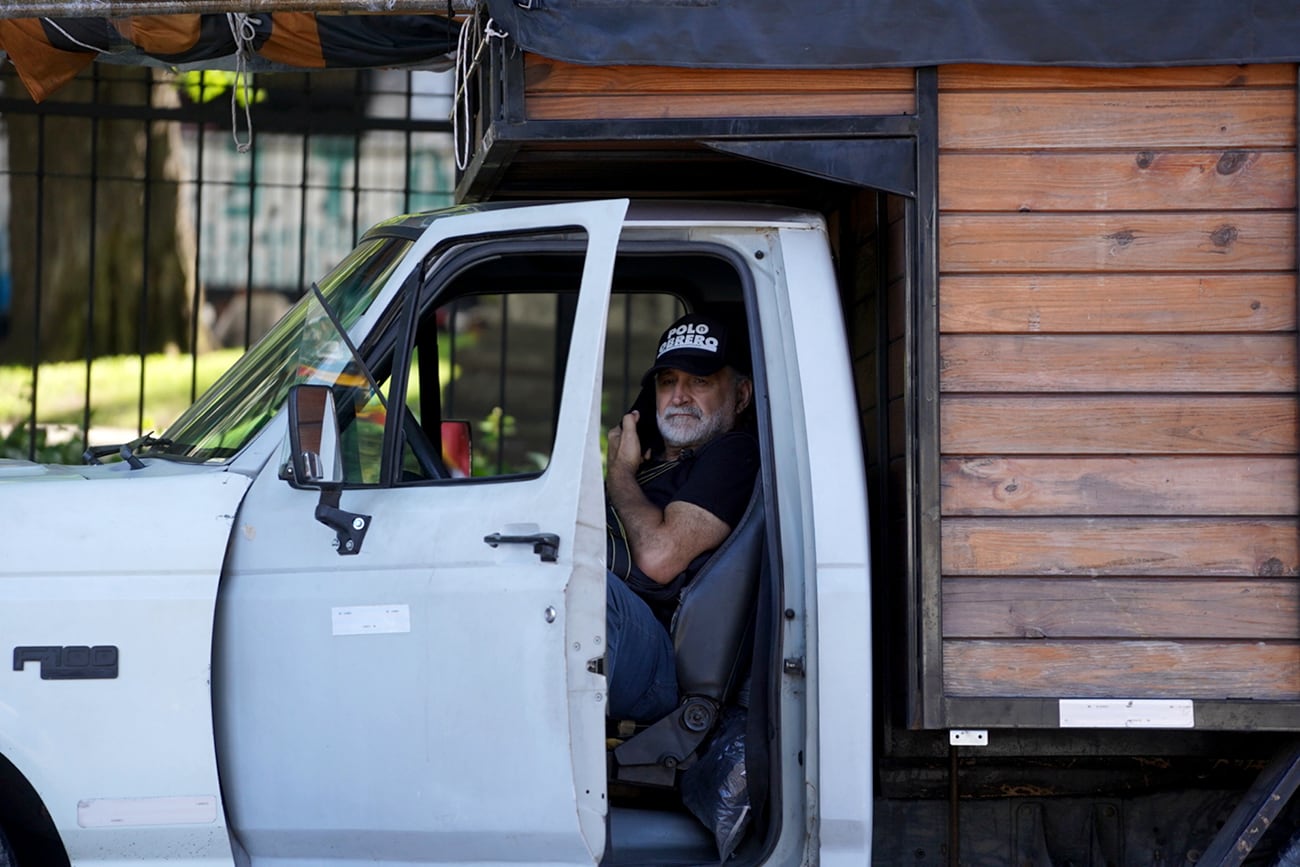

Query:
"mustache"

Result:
[[661, 406, 703, 421]]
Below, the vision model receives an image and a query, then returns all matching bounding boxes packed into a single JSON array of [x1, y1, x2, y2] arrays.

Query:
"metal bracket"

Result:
[[315, 486, 371, 556], [949, 729, 989, 747], [483, 532, 560, 562], [614, 696, 717, 786]]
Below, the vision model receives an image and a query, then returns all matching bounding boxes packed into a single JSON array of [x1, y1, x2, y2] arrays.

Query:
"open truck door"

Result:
[[214, 200, 628, 865]]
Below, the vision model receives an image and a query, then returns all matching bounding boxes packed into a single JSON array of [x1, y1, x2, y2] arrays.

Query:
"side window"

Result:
[[311, 286, 571, 487], [396, 248, 586, 484], [440, 292, 566, 477], [390, 247, 743, 484], [415, 291, 686, 480]]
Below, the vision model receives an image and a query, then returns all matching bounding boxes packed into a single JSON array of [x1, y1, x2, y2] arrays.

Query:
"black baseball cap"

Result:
[[642, 313, 747, 386]]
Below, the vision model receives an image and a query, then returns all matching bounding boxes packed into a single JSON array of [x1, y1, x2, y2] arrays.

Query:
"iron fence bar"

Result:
[[137, 105, 154, 435], [82, 71, 101, 453], [446, 297, 458, 417], [8, 162, 372, 195], [495, 292, 507, 473], [27, 115, 48, 461], [243, 117, 259, 348], [296, 114, 310, 297], [0, 0, 473, 19], [403, 71, 414, 214], [620, 295, 631, 414], [190, 116, 207, 402], [0, 97, 453, 135], [351, 71, 363, 247]]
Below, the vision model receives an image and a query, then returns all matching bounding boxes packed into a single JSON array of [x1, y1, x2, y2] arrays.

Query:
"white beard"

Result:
[[657, 403, 736, 451]]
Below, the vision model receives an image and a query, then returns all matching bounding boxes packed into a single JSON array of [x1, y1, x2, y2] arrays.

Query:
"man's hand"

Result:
[[607, 409, 648, 474], [606, 409, 731, 585]]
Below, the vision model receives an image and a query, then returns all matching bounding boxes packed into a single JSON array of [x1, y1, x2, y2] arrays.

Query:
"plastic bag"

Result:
[[681, 706, 751, 862]]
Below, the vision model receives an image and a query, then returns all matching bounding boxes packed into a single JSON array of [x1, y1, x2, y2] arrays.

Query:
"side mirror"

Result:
[[441, 420, 473, 478], [285, 384, 371, 555], [286, 384, 342, 487]]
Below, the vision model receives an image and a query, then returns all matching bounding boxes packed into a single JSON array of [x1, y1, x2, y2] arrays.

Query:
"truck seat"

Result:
[[613, 481, 766, 787]]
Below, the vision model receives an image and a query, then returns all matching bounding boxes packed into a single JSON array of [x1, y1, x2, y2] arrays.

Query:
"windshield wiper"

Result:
[[83, 432, 174, 470]]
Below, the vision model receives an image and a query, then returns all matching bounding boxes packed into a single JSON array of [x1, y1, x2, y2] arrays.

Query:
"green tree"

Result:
[[3, 64, 198, 364]]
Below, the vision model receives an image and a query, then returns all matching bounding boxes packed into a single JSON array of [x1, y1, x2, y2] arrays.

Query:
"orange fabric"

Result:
[[259, 12, 326, 69], [0, 19, 95, 103], [111, 15, 202, 56]]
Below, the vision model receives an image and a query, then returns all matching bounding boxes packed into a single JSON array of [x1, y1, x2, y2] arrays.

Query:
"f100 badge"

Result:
[[13, 646, 119, 680]]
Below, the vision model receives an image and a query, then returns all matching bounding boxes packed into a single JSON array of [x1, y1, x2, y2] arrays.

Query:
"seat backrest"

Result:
[[670, 482, 765, 701]]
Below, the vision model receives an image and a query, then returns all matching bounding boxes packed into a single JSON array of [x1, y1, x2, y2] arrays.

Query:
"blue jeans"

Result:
[[605, 572, 679, 721]]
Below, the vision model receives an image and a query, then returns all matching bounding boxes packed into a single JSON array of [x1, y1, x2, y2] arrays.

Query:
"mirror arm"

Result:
[[314, 485, 372, 556]]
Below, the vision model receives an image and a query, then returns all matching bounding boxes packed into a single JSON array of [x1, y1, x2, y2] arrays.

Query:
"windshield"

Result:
[[147, 235, 413, 463]]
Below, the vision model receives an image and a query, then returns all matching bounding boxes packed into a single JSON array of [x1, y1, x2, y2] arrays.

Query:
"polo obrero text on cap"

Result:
[[642, 313, 735, 385], [658, 321, 720, 357]]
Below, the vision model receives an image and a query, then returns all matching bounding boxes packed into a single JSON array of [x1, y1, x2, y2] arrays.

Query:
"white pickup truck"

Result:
[[0, 200, 872, 867]]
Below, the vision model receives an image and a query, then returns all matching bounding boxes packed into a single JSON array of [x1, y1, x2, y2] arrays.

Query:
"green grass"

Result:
[[1, 329, 607, 468], [0, 350, 244, 434]]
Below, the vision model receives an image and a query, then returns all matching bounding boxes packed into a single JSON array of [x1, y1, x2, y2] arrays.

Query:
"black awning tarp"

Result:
[[5, 2, 1297, 104], [484, 0, 1300, 69]]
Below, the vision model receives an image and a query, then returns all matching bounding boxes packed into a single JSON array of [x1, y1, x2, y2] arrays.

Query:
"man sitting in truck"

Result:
[[604, 312, 760, 721]]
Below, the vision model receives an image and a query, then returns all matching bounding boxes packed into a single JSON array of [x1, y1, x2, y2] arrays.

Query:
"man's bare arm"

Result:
[[606, 411, 732, 584]]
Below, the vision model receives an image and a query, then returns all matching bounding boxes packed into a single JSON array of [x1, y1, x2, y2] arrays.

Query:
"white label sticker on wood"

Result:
[[1059, 699, 1194, 729], [332, 604, 411, 636]]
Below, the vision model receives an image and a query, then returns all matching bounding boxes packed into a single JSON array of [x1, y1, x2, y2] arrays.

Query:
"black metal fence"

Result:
[[0, 61, 456, 460]]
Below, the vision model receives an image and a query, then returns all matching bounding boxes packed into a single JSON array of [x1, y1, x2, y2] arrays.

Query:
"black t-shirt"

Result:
[[607, 431, 760, 623]]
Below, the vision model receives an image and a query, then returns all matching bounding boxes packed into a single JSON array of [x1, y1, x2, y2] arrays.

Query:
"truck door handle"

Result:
[[483, 532, 560, 563]]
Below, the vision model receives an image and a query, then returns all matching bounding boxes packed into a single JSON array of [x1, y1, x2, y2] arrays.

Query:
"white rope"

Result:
[[227, 13, 260, 153], [452, 12, 508, 172], [452, 14, 473, 171]]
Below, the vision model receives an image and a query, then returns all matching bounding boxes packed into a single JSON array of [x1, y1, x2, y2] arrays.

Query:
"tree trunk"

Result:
[[3, 63, 199, 365]]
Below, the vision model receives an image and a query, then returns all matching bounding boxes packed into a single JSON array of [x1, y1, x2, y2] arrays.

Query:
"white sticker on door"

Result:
[[332, 604, 411, 636]]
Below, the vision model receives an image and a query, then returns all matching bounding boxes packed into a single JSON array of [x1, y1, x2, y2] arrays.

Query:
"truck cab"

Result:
[[0, 199, 872, 866]]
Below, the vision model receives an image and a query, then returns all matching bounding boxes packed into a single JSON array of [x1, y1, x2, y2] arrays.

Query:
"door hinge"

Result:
[[783, 657, 805, 677]]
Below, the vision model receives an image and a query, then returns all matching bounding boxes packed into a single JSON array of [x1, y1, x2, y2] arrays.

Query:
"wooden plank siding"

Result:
[[522, 56, 916, 120], [941, 333, 1297, 392], [944, 641, 1300, 700], [942, 457, 1300, 516], [936, 64, 1300, 710], [943, 577, 1300, 639], [941, 395, 1298, 454], [941, 273, 1297, 333]]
